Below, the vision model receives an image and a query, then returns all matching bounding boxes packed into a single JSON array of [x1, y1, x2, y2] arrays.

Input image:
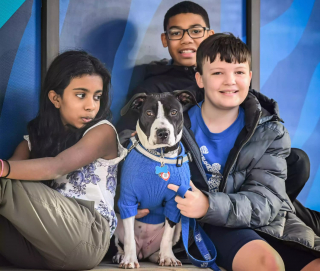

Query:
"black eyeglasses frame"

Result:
[[164, 27, 210, 40]]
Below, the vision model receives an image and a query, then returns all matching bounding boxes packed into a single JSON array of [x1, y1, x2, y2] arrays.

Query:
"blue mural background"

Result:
[[0, 0, 319, 211], [260, 0, 320, 210], [0, 0, 41, 159]]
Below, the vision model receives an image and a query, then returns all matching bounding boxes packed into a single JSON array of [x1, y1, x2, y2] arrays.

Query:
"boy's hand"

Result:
[[167, 181, 209, 219]]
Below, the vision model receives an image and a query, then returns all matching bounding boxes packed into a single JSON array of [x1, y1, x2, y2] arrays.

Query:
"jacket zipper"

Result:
[[222, 111, 262, 192]]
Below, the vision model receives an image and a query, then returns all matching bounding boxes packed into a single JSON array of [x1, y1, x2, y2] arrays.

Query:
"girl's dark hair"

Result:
[[196, 33, 251, 75], [163, 1, 210, 31], [28, 50, 112, 158]]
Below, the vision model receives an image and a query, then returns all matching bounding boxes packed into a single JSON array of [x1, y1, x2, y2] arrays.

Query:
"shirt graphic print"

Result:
[[188, 102, 245, 193]]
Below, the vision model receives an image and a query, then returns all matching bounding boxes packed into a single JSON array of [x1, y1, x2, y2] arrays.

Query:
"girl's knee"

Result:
[[233, 240, 284, 271]]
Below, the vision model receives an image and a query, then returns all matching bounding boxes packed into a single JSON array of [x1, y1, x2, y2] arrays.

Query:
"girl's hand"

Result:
[[135, 203, 149, 219], [135, 208, 150, 219], [167, 181, 209, 219]]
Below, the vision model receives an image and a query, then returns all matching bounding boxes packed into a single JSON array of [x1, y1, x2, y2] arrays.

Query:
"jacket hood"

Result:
[[241, 89, 283, 131]]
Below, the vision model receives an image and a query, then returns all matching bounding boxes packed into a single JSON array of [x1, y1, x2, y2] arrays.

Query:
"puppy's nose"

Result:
[[157, 129, 169, 140]]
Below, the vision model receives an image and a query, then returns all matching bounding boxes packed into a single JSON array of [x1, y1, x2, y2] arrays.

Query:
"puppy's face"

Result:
[[137, 94, 183, 149]]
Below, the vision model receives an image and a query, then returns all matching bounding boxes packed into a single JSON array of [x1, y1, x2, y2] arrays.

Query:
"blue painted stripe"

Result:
[[260, 0, 315, 88], [59, 0, 70, 36], [291, 62, 320, 148], [0, 0, 41, 158], [220, 0, 246, 41], [110, 0, 162, 123], [0, 0, 26, 29]]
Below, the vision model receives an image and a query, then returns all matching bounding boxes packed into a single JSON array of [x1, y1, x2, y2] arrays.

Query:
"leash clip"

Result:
[[176, 156, 183, 167]]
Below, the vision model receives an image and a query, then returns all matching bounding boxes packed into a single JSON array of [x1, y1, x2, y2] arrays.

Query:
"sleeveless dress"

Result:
[[24, 120, 127, 237]]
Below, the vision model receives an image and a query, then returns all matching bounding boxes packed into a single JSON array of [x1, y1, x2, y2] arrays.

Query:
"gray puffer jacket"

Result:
[[182, 89, 320, 256]]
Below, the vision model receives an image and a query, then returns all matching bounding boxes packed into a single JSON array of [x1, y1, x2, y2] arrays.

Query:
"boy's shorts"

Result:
[[186, 224, 317, 271]]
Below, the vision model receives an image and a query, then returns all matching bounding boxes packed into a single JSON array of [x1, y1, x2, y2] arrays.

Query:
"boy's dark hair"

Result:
[[28, 50, 112, 158], [196, 33, 251, 75], [163, 1, 210, 31]]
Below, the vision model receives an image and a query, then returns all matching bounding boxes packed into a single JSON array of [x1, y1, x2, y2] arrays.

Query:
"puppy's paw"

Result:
[[112, 252, 124, 264], [158, 252, 182, 267], [119, 253, 140, 269]]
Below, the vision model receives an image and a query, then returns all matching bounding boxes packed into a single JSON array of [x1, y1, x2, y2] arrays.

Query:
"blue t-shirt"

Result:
[[188, 102, 245, 192]]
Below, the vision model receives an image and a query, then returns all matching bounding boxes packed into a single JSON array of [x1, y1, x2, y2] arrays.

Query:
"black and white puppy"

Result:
[[113, 91, 197, 269]]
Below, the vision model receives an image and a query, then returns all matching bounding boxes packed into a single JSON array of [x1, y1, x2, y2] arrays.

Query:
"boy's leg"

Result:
[[286, 148, 310, 201], [232, 240, 284, 271], [260, 232, 318, 271], [188, 224, 284, 271], [0, 178, 110, 270], [286, 148, 320, 236], [293, 200, 320, 236]]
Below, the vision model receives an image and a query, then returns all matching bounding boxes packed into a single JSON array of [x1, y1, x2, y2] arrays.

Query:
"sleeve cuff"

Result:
[[118, 203, 139, 219]]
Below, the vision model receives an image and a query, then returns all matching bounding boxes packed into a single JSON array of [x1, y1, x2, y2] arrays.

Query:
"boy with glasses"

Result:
[[117, 1, 214, 132]]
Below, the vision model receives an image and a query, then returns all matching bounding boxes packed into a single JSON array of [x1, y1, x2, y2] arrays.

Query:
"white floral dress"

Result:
[[24, 120, 127, 237]]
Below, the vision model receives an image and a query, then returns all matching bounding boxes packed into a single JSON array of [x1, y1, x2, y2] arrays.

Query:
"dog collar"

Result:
[[129, 136, 189, 166], [129, 136, 189, 181], [145, 145, 181, 157]]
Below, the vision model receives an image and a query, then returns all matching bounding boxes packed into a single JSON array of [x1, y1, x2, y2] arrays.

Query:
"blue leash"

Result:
[[177, 185, 221, 271]]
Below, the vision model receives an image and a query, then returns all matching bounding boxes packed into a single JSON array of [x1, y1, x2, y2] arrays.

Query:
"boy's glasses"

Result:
[[165, 27, 210, 40]]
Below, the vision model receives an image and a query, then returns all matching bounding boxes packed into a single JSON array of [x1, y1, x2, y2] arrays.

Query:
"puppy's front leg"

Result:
[[119, 216, 140, 269], [158, 218, 182, 266]]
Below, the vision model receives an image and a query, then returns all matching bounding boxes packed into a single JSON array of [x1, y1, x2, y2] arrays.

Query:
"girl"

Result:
[[0, 50, 127, 270]]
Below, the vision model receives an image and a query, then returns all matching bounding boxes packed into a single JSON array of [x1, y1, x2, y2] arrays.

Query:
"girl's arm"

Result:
[[1, 124, 117, 180], [9, 140, 30, 161]]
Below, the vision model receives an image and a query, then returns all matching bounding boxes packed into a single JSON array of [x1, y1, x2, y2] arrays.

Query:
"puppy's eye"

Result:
[[146, 110, 154, 116], [170, 110, 178, 116]]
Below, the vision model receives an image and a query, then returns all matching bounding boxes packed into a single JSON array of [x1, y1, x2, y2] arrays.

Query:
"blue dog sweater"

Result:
[[118, 140, 190, 224]]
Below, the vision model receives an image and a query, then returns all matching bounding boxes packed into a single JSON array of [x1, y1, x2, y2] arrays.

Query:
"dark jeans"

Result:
[[286, 148, 320, 236]]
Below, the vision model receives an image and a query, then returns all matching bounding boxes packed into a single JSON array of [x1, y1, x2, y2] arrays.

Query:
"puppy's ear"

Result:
[[173, 90, 200, 111], [120, 93, 147, 116]]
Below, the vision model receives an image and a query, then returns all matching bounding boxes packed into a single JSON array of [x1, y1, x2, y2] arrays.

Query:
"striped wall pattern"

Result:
[[0, 0, 319, 210], [260, 0, 320, 209], [0, 0, 41, 158]]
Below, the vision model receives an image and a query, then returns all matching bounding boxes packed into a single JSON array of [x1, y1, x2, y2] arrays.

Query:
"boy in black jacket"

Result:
[[116, 1, 213, 132]]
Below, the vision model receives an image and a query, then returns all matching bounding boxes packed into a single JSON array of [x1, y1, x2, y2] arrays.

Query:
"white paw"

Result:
[[119, 253, 140, 269], [158, 252, 182, 267], [112, 252, 124, 264]]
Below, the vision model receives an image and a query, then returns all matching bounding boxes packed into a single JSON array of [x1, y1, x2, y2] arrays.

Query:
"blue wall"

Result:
[[0, 0, 41, 158], [260, 0, 320, 210]]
